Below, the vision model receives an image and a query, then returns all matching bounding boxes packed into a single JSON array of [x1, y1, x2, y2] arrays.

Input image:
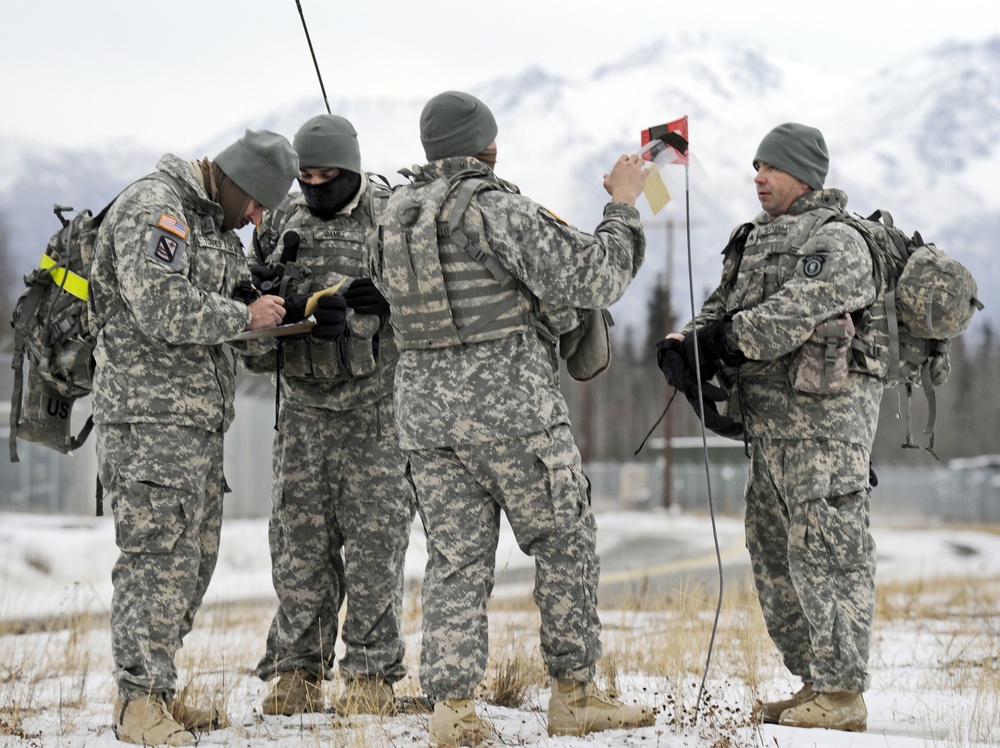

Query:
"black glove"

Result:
[[343, 277, 390, 317], [231, 279, 258, 305], [682, 312, 747, 374], [282, 293, 310, 324], [686, 386, 743, 439], [249, 263, 285, 294], [656, 338, 698, 394], [312, 294, 348, 340], [656, 337, 743, 439]]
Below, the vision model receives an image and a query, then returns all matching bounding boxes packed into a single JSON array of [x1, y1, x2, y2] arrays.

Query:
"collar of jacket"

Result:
[[418, 156, 496, 183], [752, 188, 849, 226]]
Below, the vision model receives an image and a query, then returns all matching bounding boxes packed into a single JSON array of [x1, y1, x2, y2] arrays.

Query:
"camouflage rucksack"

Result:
[[839, 210, 983, 454], [8, 202, 112, 462], [8, 172, 182, 462]]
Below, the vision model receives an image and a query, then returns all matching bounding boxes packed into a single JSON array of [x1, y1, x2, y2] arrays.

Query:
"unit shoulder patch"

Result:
[[145, 227, 187, 270], [539, 207, 569, 226], [802, 254, 826, 278]]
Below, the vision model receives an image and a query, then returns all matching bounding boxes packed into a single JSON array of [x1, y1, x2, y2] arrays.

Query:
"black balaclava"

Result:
[[299, 170, 362, 219]]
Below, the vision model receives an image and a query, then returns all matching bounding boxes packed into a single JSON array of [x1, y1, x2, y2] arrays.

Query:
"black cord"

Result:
[[681, 157, 725, 727], [294, 0, 332, 114], [634, 390, 678, 456]]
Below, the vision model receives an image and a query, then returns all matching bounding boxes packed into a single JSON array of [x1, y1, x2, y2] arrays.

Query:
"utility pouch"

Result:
[[561, 308, 614, 382], [789, 313, 856, 394], [242, 349, 277, 375], [308, 339, 346, 380], [345, 312, 379, 377], [281, 339, 313, 379]]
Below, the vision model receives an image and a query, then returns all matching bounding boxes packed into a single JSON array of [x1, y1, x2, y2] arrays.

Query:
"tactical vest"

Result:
[[726, 197, 877, 387], [379, 163, 577, 350], [778, 206, 889, 382], [729, 216, 814, 320], [724, 194, 878, 394], [255, 181, 389, 381]]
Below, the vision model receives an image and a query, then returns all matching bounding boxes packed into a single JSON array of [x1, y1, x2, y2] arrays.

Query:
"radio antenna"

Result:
[[294, 0, 331, 114]]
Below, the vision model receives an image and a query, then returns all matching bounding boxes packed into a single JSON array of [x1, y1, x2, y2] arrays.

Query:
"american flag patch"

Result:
[[157, 214, 189, 239]]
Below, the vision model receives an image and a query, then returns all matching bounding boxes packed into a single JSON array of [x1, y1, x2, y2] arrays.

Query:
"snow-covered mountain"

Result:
[[2, 34, 997, 335]]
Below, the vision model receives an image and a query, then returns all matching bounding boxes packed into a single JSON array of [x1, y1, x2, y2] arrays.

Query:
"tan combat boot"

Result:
[[779, 690, 868, 732], [752, 682, 815, 724], [168, 699, 230, 731], [547, 679, 656, 736], [113, 694, 195, 746], [261, 668, 324, 716], [428, 698, 489, 747], [333, 675, 396, 716]]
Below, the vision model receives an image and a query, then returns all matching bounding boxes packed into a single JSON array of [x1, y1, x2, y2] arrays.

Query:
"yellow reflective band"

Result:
[[39, 254, 89, 301]]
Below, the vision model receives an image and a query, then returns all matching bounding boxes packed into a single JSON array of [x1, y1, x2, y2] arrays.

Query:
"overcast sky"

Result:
[[2, 1, 997, 150]]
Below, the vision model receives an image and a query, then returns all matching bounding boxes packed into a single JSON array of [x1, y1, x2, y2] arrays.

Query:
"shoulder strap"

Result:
[[423, 173, 531, 344], [254, 192, 297, 263], [437, 176, 512, 282], [367, 172, 393, 191], [789, 207, 839, 251], [449, 177, 536, 343], [719, 221, 753, 291], [143, 170, 184, 199]]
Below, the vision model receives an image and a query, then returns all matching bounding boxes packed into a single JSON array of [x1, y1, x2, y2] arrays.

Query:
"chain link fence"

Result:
[[3, 399, 999, 524]]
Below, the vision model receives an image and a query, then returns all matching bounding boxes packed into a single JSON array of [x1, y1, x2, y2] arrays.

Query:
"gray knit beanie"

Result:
[[215, 129, 299, 210], [420, 91, 498, 161], [753, 123, 829, 190], [293, 114, 362, 172]]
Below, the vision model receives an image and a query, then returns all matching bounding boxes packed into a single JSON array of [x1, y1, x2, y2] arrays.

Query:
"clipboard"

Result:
[[231, 317, 317, 341], [230, 278, 347, 341]]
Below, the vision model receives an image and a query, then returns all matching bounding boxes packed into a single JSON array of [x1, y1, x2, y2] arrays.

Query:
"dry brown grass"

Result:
[[0, 571, 997, 746]]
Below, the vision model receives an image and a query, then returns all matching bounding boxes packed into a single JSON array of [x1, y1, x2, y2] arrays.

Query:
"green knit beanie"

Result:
[[420, 91, 498, 161], [214, 129, 299, 210], [293, 114, 361, 172], [753, 123, 829, 190]]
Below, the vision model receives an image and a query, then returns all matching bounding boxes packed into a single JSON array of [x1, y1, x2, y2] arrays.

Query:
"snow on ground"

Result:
[[2, 509, 999, 747]]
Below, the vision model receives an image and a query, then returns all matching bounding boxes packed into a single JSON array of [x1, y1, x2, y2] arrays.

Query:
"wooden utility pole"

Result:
[[659, 218, 706, 509], [662, 220, 676, 509]]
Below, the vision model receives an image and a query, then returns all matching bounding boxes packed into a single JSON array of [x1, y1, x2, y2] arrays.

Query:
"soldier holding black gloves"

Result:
[[243, 114, 415, 718], [659, 124, 880, 733]]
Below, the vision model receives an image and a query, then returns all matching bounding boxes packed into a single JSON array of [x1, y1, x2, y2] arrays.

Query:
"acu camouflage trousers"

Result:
[[255, 397, 414, 684], [744, 436, 877, 693], [408, 424, 602, 703], [97, 422, 226, 701]]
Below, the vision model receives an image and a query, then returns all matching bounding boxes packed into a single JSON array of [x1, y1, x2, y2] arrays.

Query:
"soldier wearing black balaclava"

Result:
[[245, 114, 415, 718]]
